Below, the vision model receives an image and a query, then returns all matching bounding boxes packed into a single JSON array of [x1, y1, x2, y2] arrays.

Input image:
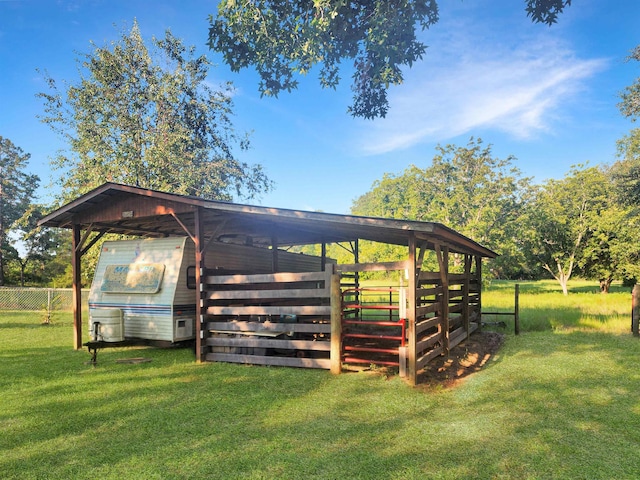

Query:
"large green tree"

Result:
[[9, 204, 66, 286], [208, 0, 571, 119], [0, 137, 40, 286], [352, 138, 532, 276], [578, 201, 640, 292], [523, 165, 609, 295], [613, 45, 640, 204], [39, 20, 272, 203]]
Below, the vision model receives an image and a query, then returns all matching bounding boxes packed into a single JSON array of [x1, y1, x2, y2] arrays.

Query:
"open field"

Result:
[[2, 280, 640, 479]]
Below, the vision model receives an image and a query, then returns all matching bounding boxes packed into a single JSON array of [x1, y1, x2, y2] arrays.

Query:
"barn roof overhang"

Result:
[[38, 182, 498, 258]]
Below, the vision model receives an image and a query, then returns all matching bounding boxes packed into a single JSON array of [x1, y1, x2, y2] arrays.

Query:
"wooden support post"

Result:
[[463, 254, 471, 340], [514, 283, 520, 335], [271, 236, 279, 273], [407, 234, 417, 385], [71, 224, 83, 350], [399, 346, 408, 378], [436, 245, 450, 356], [476, 255, 482, 333], [633, 284, 640, 337], [194, 207, 205, 362], [330, 267, 342, 374]]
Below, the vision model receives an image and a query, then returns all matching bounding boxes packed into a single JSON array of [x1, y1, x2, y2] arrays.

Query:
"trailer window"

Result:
[[187, 266, 196, 289], [101, 263, 165, 294]]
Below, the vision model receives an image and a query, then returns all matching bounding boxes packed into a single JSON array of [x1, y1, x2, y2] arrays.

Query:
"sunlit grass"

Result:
[[483, 279, 631, 334], [2, 280, 640, 479]]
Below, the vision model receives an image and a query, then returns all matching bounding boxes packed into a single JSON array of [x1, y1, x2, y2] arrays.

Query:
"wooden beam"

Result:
[[170, 212, 196, 242], [271, 236, 279, 273], [476, 255, 483, 332], [194, 207, 204, 362], [435, 244, 450, 355], [330, 268, 342, 375], [206, 321, 331, 334], [206, 353, 331, 369], [337, 260, 408, 273], [207, 305, 332, 316], [71, 224, 82, 350], [80, 230, 106, 257], [463, 254, 471, 340], [407, 233, 417, 385], [206, 337, 331, 351]]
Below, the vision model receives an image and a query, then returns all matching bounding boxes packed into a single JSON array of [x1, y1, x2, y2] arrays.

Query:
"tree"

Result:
[[523, 165, 608, 295], [351, 138, 532, 276], [10, 204, 64, 286], [618, 45, 640, 121], [0, 137, 40, 286], [39, 20, 272, 203], [578, 201, 640, 293], [208, 0, 571, 119], [613, 45, 640, 204], [612, 129, 640, 206]]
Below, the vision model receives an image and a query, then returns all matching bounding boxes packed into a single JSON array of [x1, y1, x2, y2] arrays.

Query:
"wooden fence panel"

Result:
[[203, 270, 333, 368], [413, 268, 480, 374]]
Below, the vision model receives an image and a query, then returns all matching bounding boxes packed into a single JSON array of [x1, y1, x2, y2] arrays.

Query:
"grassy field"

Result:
[[2, 280, 640, 479]]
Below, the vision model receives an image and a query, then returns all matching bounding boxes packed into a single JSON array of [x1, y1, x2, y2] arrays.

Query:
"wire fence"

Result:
[[0, 287, 89, 314]]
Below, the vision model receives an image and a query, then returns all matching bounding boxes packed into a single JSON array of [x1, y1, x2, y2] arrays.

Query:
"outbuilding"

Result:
[[39, 182, 497, 385]]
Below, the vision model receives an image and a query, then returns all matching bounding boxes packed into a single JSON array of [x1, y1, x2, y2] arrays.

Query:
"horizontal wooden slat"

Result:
[[449, 303, 464, 313], [449, 327, 467, 349], [417, 331, 441, 353], [206, 305, 331, 316], [418, 271, 441, 281], [417, 286, 442, 297], [206, 337, 331, 351], [417, 345, 443, 370], [417, 303, 438, 316], [206, 353, 331, 369], [206, 321, 331, 334], [205, 288, 329, 301], [448, 273, 471, 282], [337, 261, 408, 273], [416, 316, 440, 335], [204, 271, 330, 285]]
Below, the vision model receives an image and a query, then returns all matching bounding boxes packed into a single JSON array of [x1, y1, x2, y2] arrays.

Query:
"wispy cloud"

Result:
[[355, 23, 608, 156]]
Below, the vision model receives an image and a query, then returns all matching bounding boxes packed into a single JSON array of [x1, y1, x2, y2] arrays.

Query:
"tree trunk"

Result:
[[599, 277, 613, 293]]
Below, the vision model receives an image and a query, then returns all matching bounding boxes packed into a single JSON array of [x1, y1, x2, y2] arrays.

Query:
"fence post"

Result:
[[632, 284, 640, 337], [46, 289, 52, 324], [330, 269, 342, 375], [514, 284, 520, 335]]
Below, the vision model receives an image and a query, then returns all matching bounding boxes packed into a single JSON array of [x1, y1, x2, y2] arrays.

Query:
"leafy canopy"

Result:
[[208, 0, 571, 119], [351, 138, 531, 276], [39, 20, 272, 203], [0, 136, 40, 286]]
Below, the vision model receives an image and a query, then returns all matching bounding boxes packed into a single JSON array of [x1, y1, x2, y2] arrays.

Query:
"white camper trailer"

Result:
[[88, 236, 328, 344]]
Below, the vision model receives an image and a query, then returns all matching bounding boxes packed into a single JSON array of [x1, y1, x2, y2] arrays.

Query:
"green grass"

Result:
[[2, 281, 640, 479], [483, 279, 632, 334]]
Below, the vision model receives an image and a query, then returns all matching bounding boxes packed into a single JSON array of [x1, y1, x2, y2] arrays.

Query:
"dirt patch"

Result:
[[416, 331, 505, 389]]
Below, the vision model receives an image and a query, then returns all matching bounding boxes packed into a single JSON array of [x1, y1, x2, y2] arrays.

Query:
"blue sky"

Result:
[[1, 0, 639, 214]]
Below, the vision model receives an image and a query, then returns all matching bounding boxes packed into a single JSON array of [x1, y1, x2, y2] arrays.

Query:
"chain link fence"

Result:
[[0, 287, 89, 316]]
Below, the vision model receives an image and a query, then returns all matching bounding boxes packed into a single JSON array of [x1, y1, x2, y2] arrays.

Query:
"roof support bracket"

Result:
[[170, 212, 196, 244]]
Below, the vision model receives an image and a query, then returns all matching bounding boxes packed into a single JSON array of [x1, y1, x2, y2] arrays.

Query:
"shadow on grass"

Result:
[[3, 307, 640, 478]]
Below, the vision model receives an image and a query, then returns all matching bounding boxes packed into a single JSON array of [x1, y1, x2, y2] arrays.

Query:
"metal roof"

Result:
[[38, 182, 498, 258]]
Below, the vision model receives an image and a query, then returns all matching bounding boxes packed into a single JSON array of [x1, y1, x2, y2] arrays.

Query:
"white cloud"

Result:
[[355, 26, 608, 156]]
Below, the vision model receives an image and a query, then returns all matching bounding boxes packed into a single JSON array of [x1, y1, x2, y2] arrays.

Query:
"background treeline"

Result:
[[340, 137, 640, 294]]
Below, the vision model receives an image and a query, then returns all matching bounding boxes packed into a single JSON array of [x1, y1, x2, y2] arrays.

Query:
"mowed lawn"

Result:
[[2, 281, 640, 479]]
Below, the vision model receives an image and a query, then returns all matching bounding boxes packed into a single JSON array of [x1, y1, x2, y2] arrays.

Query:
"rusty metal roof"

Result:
[[38, 182, 497, 257]]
